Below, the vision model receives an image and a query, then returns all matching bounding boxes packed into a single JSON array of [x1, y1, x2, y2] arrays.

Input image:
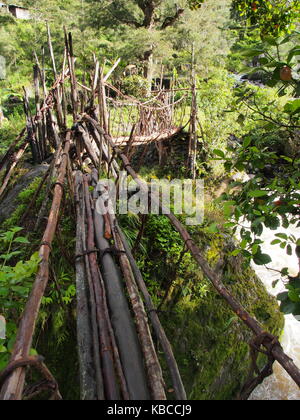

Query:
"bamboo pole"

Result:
[[0, 134, 71, 400]]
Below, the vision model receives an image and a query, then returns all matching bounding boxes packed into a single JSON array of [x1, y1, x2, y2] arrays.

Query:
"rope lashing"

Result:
[[75, 247, 126, 260]]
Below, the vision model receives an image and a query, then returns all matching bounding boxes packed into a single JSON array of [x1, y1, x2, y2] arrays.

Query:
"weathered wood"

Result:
[[65, 29, 79, 121], [77, 124, 99, 168], [110, 216, 166, 400], [103, 58, 121, 83], [113, 127, 181, 146], [47, 23, 57, 79], [92, 183, 150, 400], [23, 88, 41, 163], [75, 171, 101, 400], [33, 64, 46, 161], [34, 143, 62, 231], [114, 221, 187, 400], [83, 174, 120, 400]]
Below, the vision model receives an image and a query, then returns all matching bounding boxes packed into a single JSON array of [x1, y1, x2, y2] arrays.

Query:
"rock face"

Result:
[[0, 164, 49, 223], [140, 217, 284, 400]]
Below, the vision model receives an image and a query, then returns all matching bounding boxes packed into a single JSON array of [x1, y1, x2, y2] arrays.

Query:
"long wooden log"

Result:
[[47, 24, 64, 130], [83, 114, 300, 390], [83, 174, 120, 400], [65, 30, 79, 121], [77, 125, 99, 168], [34, 143, 63, 231], [33, 64, 45, 161], [96, 264, 130, 400], [91, 179, 150, 400], [113, 127, 181, 147], [114, 221, 187, 400], [75, 171, 102, 400], [0, 134, 71, 400], [23, 88, 41, 164], [111, 219, 166, 400]]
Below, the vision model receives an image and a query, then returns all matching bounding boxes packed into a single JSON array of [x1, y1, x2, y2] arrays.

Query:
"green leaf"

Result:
[[281, 267, 289, 277], [280, 299, 297, 315], [288, 289, 300, 303], [251, 244, 260, 255], [284, 99, 300, 115], [231, 249, 241, 257], [10, 227, 23, 233], [13, 237, 30, 244], [275, 233, 288, 240], [271, 239, 281, 245], [0, 345, 7, 353], [248, 190, 268, 198], [253, 252, 272, 266], [242, 137, 252, 148], [213, 149, 225, 159], [288, 47, 300, 64], [208, 223, 219, 233], [277, 291, 288, 302], [241, 48, 265, 58], [224, 222, 236, 229]]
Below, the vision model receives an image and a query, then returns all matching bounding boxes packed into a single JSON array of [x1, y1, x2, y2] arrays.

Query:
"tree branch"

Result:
[[108, 7, 143, 28], [160, 8, 185, 30]]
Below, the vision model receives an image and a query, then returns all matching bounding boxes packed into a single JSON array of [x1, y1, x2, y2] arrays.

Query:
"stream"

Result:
[[249, 225, 300, 400]]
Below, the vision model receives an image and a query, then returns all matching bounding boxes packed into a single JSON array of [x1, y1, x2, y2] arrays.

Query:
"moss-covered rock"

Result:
[[160, 263, 283, 400], [138, 215, 284, 400]]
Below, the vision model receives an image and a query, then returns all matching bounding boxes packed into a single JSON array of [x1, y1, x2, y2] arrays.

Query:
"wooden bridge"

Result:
[[0, 29, 300, 400]]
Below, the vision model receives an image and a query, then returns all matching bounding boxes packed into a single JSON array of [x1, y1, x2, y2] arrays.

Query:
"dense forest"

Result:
[[0, 0, 299, 401]]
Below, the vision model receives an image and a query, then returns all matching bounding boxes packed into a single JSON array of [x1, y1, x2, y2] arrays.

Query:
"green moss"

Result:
[[160, 258, 283, 400], [135, 215, 284, 400], [3, 176, 44, 229]]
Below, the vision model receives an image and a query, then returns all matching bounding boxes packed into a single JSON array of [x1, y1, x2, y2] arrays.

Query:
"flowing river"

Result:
[[249, 225, 300, 400]]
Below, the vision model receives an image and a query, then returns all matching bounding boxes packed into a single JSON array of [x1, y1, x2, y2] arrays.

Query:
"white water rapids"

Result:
[[249, 225, 300, 400]]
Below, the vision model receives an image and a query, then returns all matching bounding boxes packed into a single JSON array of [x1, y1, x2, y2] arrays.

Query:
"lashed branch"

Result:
[[0, 134, 71, 400]]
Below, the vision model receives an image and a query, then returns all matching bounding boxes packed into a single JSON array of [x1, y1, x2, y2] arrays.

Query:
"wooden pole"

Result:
[[75, 171, 103, 400], [0, 134, 71, 400], [114, 221, 187, 400], [110, 216, 166, 400]]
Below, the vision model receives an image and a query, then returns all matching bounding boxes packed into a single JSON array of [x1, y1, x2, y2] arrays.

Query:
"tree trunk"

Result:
[[143, 48, 154, 92]]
